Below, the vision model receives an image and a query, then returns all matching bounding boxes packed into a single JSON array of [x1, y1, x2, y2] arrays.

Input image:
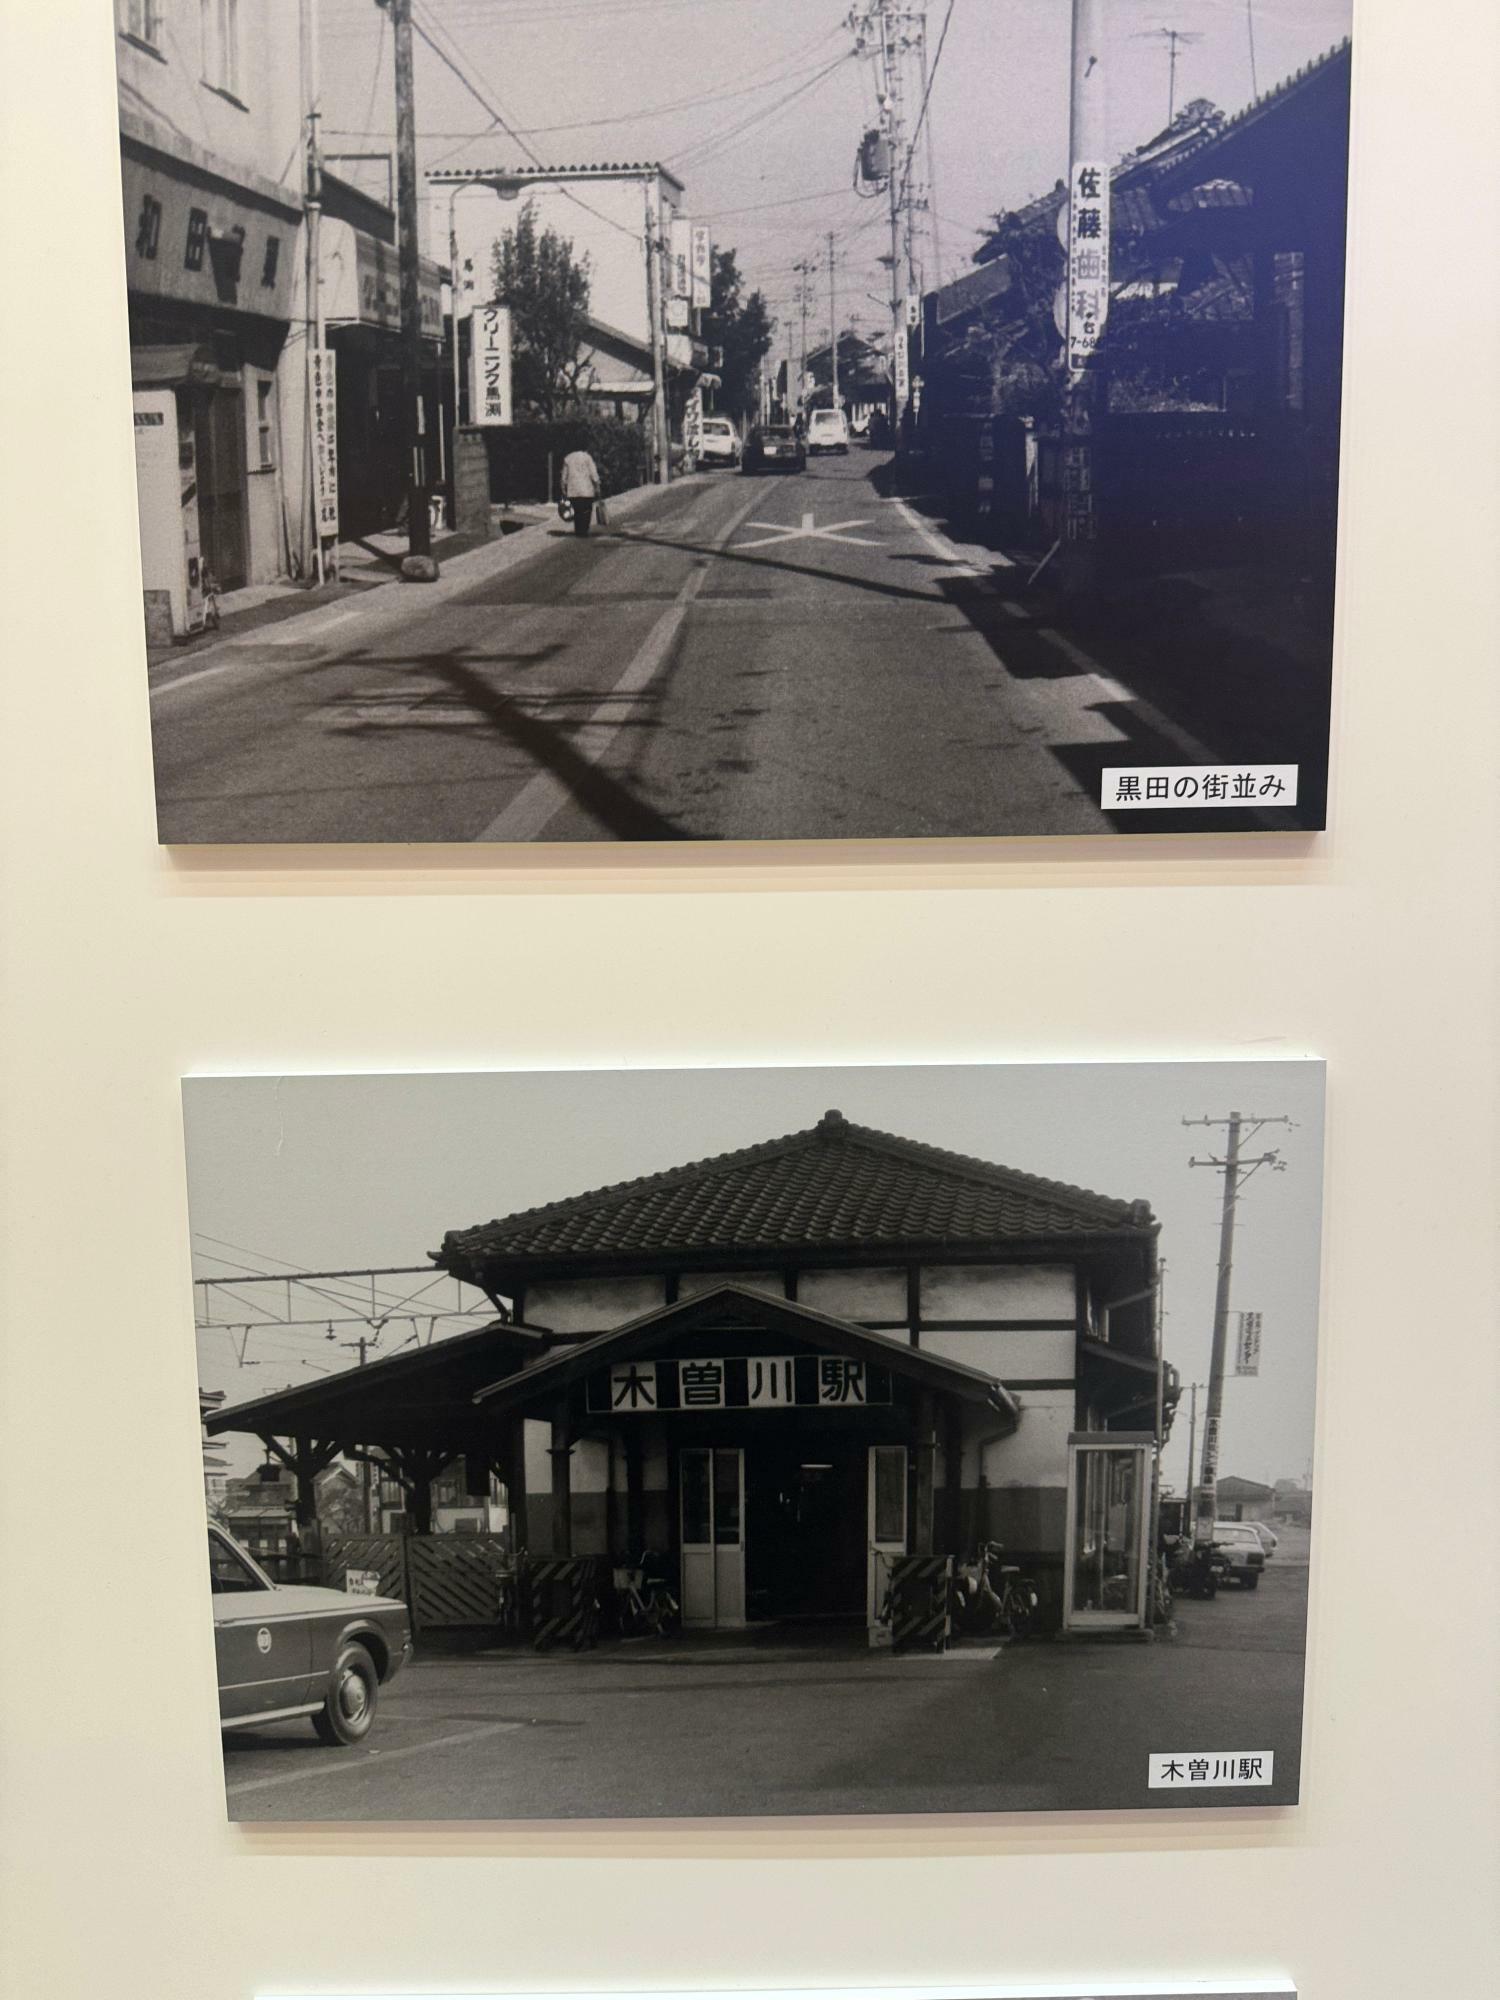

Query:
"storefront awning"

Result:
[[473, 1282, 1021, 1425], [130, 343, 238, 389]]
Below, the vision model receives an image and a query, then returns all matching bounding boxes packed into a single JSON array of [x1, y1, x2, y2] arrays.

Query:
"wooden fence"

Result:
[[322, 1532, 516, 1634]]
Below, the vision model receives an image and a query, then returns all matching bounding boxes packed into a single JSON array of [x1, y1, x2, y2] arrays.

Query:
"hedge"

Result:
[[468, 416, 649, 506]]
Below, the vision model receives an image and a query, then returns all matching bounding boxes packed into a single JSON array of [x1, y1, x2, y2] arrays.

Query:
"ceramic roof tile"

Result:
[[436, 1110, 1155, 1277]]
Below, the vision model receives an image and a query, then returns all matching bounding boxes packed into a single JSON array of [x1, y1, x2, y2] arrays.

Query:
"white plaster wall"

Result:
[[522, 1414, 552, 1497], [920, 1262, 1076, 1320], [797, 1265, 907, 1319], [921, 1326, 1074, 1380], [973, 1392, 1075, 1488], [525, 1273, 665, 1331], [677, 1269, 786, 1299], [571, 1436, 609, 1496]]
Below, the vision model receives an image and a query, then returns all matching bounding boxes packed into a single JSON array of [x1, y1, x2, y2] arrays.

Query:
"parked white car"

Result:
[[806, 407, 850, 455], [1211, 1521, 1267, 1589], [696, 416, 741, 467]]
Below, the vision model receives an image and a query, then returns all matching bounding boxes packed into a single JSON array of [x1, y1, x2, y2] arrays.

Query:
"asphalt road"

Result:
[[220, 1557, 1308, 1821], [149, 453, 1210, 843]]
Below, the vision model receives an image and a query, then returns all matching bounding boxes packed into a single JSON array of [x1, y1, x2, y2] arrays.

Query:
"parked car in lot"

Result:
[[1248, 1520, 1279, 1557], [696, 415, 740, 467], [209, 1524, 411, 1744], [743, 424, 806, 474], [1211, 1520, 1268, 1589], [806, 407, 850, 455]]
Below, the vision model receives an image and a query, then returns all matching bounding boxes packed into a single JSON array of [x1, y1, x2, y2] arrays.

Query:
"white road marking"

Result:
[[225, 1719, 524, 1799], [474, 484, 768, 843], [891, 495, 1015, 572], [1000, 599, 1030, 621], [736, 513, 881, 550], [149, 661, 238, 698]]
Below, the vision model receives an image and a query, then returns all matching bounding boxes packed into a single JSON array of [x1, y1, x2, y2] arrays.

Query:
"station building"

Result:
[[209, 1110, 1172, 1637]]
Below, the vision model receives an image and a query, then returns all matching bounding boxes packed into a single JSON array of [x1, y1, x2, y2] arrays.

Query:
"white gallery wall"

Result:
[[0, 2, 1496, 1998]]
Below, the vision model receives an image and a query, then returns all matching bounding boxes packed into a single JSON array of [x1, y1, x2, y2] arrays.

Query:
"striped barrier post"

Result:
[[890, 1555, 953, 1653], [528, 1556, 602, 1652]]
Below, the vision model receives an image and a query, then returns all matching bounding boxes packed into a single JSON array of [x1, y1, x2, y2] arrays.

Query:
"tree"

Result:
[[490, 201, 594, 419], [703, 248, 773, 424]]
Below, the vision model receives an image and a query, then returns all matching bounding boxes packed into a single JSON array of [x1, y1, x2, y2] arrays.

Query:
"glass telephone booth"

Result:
[[1063, 1431, 1153, 1633]]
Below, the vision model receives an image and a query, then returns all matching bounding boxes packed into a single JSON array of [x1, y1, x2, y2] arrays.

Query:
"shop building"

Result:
[[116, 0, 306, 629], [317, 174, 447, 538]]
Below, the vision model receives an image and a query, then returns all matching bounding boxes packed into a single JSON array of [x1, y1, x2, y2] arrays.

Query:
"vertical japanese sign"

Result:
[[468, 304, 513, 426], [684, 385, 704, 460], [893, 328, 910, 406], [1066, 157, 1110, 376], [669, 217, 692, 299], [690, 223, 713, 309], [1235, 1311, 1263, 1376], [310, 346, 339, 543]]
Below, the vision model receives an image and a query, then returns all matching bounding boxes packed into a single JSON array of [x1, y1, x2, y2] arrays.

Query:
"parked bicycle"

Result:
[[950, 1541, 1039, 1639], [612, 1551, 681, 1639]]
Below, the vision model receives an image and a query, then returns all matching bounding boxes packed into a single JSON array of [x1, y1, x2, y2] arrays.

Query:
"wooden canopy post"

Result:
[[257, 1434, 340, 1532], [503, 1417, 529, 1555], [912, 1390, 937, 1556], [944, 1401, 964, 1553], [549, 1400, 574, 1557]]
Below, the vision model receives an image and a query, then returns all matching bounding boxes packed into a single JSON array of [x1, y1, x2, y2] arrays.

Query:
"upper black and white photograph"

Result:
[[186, 1059, 1323, 1822], [118, 0, 1352, 843]]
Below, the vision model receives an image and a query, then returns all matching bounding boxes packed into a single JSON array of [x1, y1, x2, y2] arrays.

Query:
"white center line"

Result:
[[225, 1719, 524, 1799], [475, 485, 767, 842]]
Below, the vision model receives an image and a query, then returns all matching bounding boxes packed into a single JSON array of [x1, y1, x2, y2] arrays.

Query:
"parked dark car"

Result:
[[209, 1524, 411, 1744], [743, 424, 806, 474]]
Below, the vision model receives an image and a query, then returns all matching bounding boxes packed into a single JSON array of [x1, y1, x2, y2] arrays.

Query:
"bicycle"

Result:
[[612, 1552, 680, 1639], [951, 1541, 1039, 1640]]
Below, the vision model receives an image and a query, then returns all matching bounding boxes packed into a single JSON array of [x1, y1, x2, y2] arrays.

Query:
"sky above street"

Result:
[[317, 0, 1352, 359], [187, 1060, 1324, 1495]]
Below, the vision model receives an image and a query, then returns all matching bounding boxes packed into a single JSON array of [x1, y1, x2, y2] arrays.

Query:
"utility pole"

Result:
[[1183, 1380, 1200, 1531], [642, 180, 669, 484], [340, 1334, 375, 1529], [1185, 1111, 1293, 1544], [302, 0, 330, 586], [827, 232, 840, 411], [793, 257, 815, 414], [917, 7, 942, 291], [389, 0, 434, 574]]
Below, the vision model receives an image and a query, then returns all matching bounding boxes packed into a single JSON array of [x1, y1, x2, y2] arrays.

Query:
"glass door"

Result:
[[679, 1447, 745, 1629], [867, 1444, 908, 1623], [1064, 1435, 1151, 1631]]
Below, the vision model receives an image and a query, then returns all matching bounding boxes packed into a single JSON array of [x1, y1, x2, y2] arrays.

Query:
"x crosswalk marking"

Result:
[[736, 509, 881, 550]]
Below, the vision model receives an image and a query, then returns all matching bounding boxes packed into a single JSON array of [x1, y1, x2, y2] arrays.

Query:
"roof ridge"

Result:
[[437, 1108, 1151, 1264]]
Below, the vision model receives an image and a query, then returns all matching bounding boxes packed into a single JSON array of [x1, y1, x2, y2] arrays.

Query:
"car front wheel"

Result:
[[313, 1642, 379, 1745]]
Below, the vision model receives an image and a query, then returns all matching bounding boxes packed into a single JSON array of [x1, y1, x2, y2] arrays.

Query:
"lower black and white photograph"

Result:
[[186, 1058, 1323, 1823]]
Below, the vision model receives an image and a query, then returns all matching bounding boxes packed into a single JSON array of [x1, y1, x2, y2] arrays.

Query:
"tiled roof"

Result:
[[436, 1109, 1155, 1277]]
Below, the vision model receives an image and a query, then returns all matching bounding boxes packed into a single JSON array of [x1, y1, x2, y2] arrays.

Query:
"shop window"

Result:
[[200, 0, 242, 99], [261, 236, 280, 290], [120, 0, 162, 50], [256, 381, 274, 470]]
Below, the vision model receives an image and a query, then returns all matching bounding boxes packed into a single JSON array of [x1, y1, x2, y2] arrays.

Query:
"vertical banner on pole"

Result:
[[1234, 1311, 1263, 1376], [468, 304, 513, 426], [690, 224, 713, 309], [670, 217, 692, 299], [310, 346, 340, 574], [1066, 155, 1111, 377]]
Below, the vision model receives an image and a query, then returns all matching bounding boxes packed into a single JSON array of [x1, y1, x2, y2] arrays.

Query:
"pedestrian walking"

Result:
[[560, 445, 603, 537]]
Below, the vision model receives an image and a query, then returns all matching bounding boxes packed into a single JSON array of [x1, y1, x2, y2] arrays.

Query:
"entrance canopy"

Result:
[[472, 1283, 1020, 1428]]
